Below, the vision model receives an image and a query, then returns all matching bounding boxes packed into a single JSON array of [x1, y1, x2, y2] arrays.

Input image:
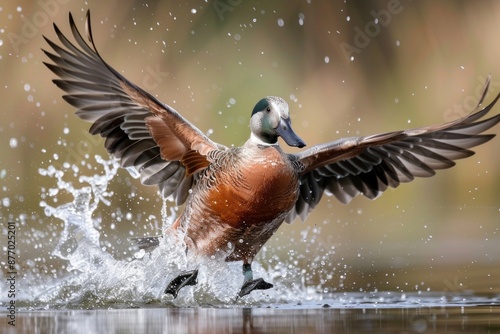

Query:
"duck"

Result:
[[43, 11, 500, 298]]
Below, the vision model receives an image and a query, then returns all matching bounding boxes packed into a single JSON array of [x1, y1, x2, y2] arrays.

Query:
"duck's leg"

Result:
[[238, 262, 273, 297], [164, 269, 198, 298]]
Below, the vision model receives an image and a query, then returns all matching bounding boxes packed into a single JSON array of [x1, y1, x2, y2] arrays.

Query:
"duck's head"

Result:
[[249, 96, 306, 148]]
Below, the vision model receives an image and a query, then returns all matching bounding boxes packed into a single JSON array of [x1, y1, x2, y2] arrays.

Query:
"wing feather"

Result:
[[43, 10, 226, 202], [286, 84, 499, 222]]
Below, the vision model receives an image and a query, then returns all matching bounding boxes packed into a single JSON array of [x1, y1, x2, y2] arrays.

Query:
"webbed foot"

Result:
[[238, 278, 273, 297], [164, 269, 198, 298]]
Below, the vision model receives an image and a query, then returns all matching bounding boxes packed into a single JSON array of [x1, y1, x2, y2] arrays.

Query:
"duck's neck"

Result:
[[249, 132, 278, 147]]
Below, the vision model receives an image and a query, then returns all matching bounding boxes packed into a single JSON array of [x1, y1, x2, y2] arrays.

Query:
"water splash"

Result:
[[28, 155, 316, 309]]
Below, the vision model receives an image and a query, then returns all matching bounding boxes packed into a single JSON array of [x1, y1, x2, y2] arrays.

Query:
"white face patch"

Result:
[[250, 132, 277, 146]]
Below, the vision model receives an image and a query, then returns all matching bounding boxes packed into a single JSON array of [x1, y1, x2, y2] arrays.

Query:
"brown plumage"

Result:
[[43, 11, 500, 297], [175, 143, 301, 263]]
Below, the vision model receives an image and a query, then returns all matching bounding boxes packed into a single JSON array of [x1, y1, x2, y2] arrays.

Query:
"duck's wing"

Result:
[[43, 11, 226, 204], [286, 81, 500, 222]]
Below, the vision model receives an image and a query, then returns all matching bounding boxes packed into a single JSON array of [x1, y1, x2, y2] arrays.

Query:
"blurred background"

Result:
[[0, 0, 499, 294]]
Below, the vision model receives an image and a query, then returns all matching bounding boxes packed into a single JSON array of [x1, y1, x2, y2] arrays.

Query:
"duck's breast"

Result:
[[179, 146, 300, 259]]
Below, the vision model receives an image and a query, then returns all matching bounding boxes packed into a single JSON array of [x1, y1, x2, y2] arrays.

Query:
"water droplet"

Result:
[[277, 18, 284, 27], [324, 56, 330, 64], [134, 249, 145, 259], [190, 8, 197, 14], [24, 83, 30, 92], [9, 138, 17, 148]]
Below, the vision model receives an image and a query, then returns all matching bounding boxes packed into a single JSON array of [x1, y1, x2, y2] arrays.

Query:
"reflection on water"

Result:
[[2, 303, 499, 334]]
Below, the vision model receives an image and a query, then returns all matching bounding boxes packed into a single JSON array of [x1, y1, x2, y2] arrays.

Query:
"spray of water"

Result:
[[30, 155, 321, 308]]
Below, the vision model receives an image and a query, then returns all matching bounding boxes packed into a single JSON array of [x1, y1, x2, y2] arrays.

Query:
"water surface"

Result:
[[2, 298, 500, 334]]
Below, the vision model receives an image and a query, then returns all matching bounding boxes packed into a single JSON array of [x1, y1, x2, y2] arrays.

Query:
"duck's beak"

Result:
[[277, 118, 306, 148]]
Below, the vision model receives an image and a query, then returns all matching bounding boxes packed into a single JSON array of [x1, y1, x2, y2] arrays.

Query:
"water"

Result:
[[3, 303, 500, 333], [1, 156, 499, 332]]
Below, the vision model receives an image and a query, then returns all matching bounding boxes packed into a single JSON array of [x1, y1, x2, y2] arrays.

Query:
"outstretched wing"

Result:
[[43, 11, 226, 204], [287, 81, 500, 222]]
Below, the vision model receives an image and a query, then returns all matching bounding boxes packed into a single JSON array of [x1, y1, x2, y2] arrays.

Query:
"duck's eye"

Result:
[[266, 107, 271, 112]]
